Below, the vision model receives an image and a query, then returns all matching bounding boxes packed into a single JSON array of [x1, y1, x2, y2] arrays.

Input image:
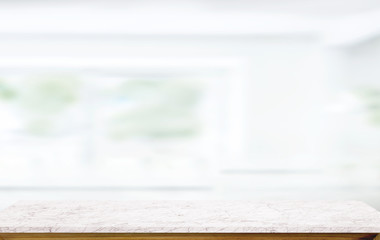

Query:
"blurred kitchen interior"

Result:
[[1, 0, 380, 209]]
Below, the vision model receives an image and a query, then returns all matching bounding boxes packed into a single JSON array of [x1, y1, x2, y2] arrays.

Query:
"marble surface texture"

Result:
[[0, 201, 380, 233]]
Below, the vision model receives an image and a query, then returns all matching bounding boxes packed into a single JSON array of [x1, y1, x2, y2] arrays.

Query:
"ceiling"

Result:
[[0, 0, 379, 46], [1, 0, 380, 17]]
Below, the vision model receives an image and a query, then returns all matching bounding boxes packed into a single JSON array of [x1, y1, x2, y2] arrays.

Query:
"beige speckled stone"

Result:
[[0, 201, 379, 233]]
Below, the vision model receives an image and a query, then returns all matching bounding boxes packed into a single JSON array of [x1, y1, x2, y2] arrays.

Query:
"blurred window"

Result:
[[0, 59, 238, 187]]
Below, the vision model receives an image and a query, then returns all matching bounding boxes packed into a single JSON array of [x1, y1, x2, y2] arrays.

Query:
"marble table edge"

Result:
[[1, 201, 380, 234]]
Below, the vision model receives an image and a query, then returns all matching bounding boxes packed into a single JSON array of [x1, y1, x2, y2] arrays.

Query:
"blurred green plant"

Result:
[[355, 87, 380, 125], [22, 74, 81, 135], [0, 74, 81, 135], [21, 74, 80, 114], [0, 79, 17, 100], [107, 79, 202, 140]]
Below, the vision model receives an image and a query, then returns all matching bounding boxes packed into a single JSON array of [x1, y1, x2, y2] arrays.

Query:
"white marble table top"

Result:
[[0, 201, 380, 233]]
